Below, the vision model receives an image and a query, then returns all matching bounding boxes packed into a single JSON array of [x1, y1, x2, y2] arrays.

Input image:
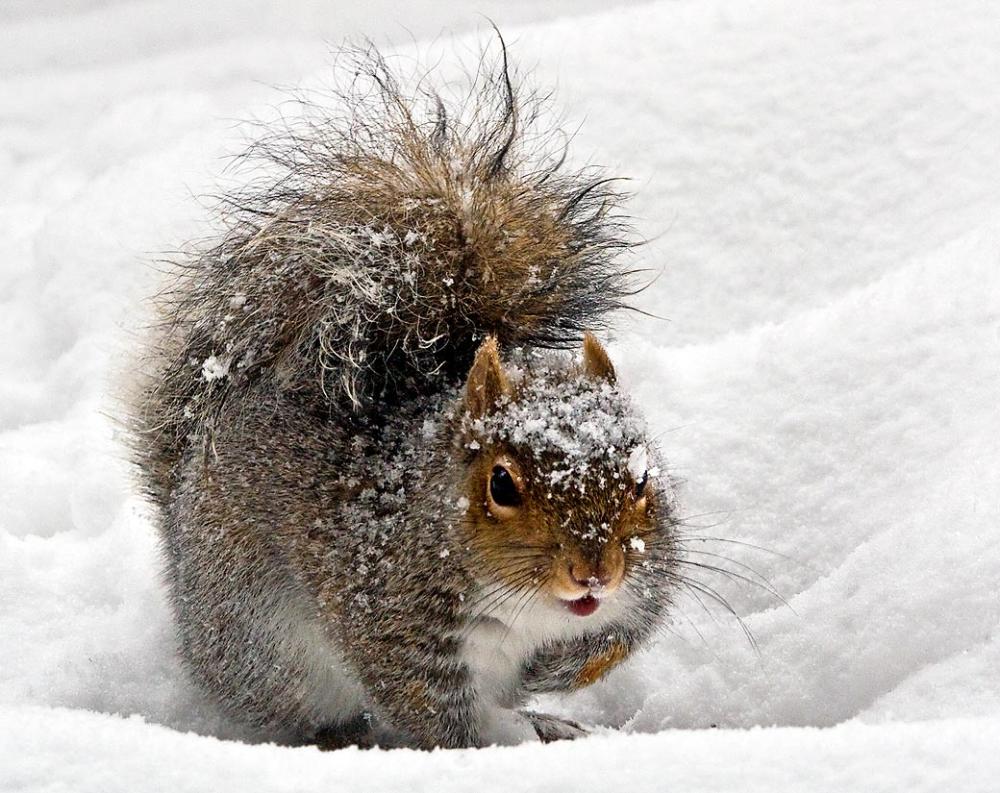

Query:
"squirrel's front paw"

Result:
[[520, 710, 589, 743]]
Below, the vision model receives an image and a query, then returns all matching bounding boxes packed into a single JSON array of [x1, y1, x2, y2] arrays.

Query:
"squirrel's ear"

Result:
[[465, 336, 511, 418], [582, 332, 617, 385]]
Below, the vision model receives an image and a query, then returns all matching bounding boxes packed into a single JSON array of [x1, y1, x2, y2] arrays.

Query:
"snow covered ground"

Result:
[[3, 1, 1000, 790]]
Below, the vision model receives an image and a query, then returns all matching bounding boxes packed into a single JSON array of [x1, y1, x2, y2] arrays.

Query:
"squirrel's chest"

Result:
[[457, 602, 590, 706]]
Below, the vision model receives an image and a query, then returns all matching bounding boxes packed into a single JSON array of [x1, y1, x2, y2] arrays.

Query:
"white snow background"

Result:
[[2, 1, 999, 791]]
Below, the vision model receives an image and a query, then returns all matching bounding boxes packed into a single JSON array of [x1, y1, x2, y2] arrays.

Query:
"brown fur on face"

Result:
[[460, 336, 661, 606], [463, 446, 659, 603]]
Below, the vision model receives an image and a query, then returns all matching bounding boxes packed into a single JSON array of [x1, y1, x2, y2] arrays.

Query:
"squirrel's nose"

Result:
[[570, 562, 613, 589], [570, 562, 594, 588]]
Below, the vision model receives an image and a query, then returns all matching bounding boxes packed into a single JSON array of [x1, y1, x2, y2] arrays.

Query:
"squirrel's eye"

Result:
[[635, 471, 648, 500], [489, 465, 521, 508]]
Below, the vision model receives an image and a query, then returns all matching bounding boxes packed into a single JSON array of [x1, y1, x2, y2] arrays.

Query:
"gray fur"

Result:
[[129, 41, 678, 750]]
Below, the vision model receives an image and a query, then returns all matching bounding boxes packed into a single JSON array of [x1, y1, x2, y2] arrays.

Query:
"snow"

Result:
[[200, 354, 230, 382], [627, 445, 648, 481], [3, 706, 994, 793], [3, 0, 1000, 790]]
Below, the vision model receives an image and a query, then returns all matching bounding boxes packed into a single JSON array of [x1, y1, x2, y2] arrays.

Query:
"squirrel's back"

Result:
[[130, 43, 636, 506]]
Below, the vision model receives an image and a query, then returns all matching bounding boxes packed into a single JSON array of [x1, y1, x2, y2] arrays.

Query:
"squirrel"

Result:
[[127, 40, 680, 750]]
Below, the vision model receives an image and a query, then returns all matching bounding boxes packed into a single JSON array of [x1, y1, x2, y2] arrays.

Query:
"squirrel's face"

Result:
[[458, 335, 675, 619]]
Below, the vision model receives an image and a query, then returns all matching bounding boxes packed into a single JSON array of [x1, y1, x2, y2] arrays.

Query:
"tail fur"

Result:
[[132, 37, 638, 504]]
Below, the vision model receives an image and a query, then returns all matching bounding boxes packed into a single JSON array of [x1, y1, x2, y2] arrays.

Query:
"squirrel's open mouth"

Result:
[[565, 594, 600, 617]]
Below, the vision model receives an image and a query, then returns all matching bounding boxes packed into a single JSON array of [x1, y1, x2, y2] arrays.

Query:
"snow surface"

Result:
[[3, 1, 1000, 790]]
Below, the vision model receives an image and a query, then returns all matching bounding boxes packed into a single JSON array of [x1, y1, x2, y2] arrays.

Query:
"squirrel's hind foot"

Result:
[[520, 711, 589, 743], [314, 712, 378, 751]]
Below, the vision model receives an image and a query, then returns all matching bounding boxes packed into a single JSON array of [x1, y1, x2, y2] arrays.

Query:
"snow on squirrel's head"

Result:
[[458, 334, 677, 618]]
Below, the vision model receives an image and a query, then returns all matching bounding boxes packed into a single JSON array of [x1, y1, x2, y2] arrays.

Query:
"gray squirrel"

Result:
[[128, 41, 680, 750]]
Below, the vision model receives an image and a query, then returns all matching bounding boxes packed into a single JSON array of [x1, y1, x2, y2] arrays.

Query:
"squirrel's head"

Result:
[[457, 335, 677, 620]]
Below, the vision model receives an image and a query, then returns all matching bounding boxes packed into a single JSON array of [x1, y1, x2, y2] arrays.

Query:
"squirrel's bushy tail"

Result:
[[133, 38, 638, 504]]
